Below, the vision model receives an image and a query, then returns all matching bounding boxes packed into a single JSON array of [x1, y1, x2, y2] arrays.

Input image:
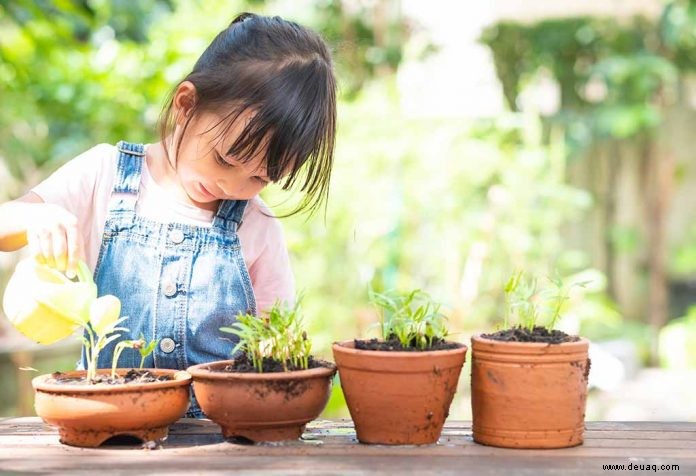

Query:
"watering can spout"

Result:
[[2, 258, 97, 344]]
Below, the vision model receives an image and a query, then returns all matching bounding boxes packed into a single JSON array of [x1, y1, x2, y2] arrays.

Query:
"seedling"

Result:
[[81, 294, 128, 382], [503, 271, 587, 331], [111, 335, 159, 379], [220, 300, 312, 373], [368, 288, 449, 350]]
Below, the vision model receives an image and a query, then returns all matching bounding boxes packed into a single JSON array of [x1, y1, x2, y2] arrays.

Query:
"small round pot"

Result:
[[332, 340, 468, 445], [470, 334, 590, 449], [187, 360, 337, 442], [33, 368, 191, 447]]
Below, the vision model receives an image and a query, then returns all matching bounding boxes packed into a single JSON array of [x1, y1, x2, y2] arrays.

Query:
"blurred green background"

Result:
[[1, 0, 695, 421]]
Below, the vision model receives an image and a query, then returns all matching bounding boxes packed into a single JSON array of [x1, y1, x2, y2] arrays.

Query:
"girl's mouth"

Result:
[[198, 183, 217, 200]]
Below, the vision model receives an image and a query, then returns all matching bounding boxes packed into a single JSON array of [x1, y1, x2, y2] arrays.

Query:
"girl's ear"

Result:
[[173, 81, 198, 126]]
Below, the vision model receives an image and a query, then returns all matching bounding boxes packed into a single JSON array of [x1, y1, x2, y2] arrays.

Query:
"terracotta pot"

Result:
[[33, 368, 191, 447], [470, 334, 590, 449], [187, 360, 337, 442], [332, 340, 468, 445]]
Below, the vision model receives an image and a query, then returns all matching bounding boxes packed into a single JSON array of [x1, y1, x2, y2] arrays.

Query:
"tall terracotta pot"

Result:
[[187, 360, 336, 442], [33, 369, 191, 447], [332, 340, 467, 445], [470, 334, 590, 448]]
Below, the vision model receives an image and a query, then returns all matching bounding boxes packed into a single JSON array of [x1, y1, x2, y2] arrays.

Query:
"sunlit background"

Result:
[[1, 0, 695, 421]]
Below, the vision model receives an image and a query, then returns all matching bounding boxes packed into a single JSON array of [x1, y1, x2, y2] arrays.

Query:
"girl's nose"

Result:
[[216, 180, 232, 198], [216, 179, 245, 199]]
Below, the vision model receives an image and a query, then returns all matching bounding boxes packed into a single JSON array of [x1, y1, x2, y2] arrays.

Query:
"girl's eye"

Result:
[[214, 153, 234, 168], [216, 153, 269, 184]]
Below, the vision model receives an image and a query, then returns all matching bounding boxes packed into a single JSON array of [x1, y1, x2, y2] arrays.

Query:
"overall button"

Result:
[[163, 282, 177, 297], [160, 338, 176, 354], [170, 229, 185, 244]]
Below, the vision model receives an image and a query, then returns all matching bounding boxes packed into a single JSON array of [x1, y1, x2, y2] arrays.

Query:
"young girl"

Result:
[[0, 13, 336, 417]]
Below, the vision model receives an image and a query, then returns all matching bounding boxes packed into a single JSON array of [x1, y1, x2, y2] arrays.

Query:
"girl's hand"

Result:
[[26, 204, 84, 278]]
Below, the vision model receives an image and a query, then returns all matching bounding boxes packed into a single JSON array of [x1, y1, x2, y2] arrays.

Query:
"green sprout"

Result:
[[80, 295, 128, 382], [503, 271, 589, 331], [110, 335, 159, 379], [368, 288, 449, 350], [220, 300, 312, 373]]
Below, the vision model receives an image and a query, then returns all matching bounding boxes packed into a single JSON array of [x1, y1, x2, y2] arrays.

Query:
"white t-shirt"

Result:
[[32, 143, 294, 313]]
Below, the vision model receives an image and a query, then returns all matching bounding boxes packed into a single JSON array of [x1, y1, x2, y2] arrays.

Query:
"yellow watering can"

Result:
[[2, 258, 97, 344]]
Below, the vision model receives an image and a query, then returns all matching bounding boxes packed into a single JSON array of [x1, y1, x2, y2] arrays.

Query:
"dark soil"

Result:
[[47, 369, 172, 385], [482, 326, 580, 344], [219, 353, 329, 373], [354, 335, 464, 352]]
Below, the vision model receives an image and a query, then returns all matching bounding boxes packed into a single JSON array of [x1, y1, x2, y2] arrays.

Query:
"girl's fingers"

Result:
[[27, 231, 45, 264], [64, 224, 80, 278], [38, 229, 56, 268], [24, 207, 81, 274], [52, 226, 68, 273]]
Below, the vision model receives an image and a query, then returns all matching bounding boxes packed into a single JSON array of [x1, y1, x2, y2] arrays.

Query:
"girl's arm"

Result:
[[243, 200, 296, 314], [0, 192, 43, 251], [0, 193, 84, 277]]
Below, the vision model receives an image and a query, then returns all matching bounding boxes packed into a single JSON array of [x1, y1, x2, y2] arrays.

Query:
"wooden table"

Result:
[[1, 418, 694, 474]]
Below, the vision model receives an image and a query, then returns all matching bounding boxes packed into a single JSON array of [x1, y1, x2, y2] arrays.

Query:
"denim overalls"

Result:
[[81, 141, 257, 418]]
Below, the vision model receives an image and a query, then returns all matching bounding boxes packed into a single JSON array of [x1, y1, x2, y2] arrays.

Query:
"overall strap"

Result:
[[108, 141, 145, 213], [212, 199, 248, 233]]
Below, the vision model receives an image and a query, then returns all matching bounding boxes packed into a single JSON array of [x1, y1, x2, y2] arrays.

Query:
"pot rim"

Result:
[[186, 359, 337, 381], [472, 333, 590, 348], [32, 368, 191, 393], [332, 339, 468, 357]]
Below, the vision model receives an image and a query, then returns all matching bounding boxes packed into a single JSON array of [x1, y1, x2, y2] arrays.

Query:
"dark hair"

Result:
[[159, 13, 337, 215]]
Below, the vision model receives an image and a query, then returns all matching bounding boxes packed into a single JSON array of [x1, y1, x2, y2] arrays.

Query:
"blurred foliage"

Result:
[[672, 225, 696, 277], [660, 0, 696, 70], [0, 0, 176, 191], [659, 305, 696, 369], [480, 1, 696, 351], [480, 2, 695, 144], [307, 0, 407, 98]]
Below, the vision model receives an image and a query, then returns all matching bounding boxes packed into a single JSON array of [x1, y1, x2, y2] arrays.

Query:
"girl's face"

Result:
[[169, 82, 278, 209]]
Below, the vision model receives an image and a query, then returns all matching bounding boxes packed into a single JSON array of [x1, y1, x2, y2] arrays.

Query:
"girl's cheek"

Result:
[[240, 184, 265, 200]]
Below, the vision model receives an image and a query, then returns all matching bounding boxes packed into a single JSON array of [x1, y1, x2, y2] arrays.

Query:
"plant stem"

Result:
[[86, 327, 96, 382]]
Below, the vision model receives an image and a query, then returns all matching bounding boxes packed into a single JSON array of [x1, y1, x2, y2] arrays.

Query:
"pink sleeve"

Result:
[[31, 145, 103, 212], [240, 199, 296, 314]]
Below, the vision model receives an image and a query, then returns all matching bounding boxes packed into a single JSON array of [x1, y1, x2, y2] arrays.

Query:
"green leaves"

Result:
[[136, 336, 159, 367], [503, 271, 589, 331], [221, 300, 313, 373], [110, 335, 159, 379], [368, 288, 448, 350]]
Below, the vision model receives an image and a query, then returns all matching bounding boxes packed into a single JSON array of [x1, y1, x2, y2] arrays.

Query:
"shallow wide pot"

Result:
[[187, 360, 337, 442], [471, 334, 590, 449], [332, 340, 468, 445], [33, 368, 191, 447]]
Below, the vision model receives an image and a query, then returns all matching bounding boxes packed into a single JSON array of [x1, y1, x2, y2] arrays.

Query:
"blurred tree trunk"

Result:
[[642, 134, 675, 365], [603, 142, 619, 299]]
